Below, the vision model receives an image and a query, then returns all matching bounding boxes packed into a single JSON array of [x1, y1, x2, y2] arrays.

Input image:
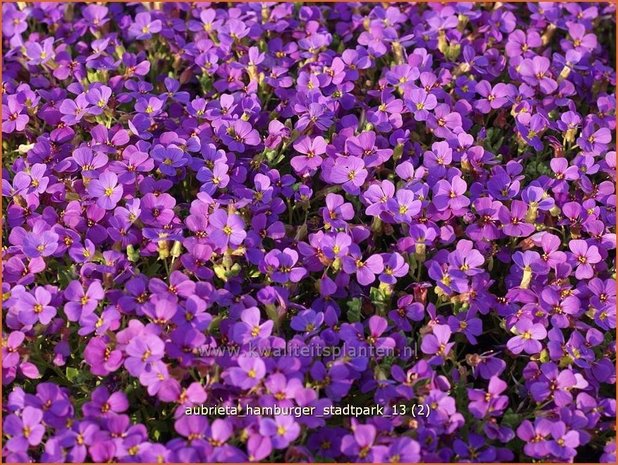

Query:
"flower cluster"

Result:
[[2, 2, 616, 463]]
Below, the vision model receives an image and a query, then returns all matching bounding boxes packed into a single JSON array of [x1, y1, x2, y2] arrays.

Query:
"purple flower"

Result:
[[291, 136, 326, 175], [1, 5, 615, 462], [207, 209, 246, 250], [130, 12, 162, 40], [86, 86, 112, 115], [519, 56, 557, 94], [262, 248, 307, 283], [475, 80, 515, 113], [507, 318, 547, 354], [4, 407, 45, 452], [59, 93, 91, 125], [341, 423, 377, 460], [15, 287, 56, 326], [82, 387, 128, 417], [291, 309, 324, 334], [323, 193, 354, 229], [468, 376, 509, 418], [25, 38, 55, 65], [433, 175, 470, 211], [135, 97, 164, 117], [2, 95, 29, 133], [379, 252, 409, 284], [124, 333, 165, 376], [342, 250, 384, 286], [86, 171, 123, 210], [329, 157, 368, 194], [227, 354, 266, 389], [63, 280, 104, 322], [529, 363, 580, 407], [219, 120, 260, 153], [499, 200, 535, 237], [151, 144, 188, 175], [386, 189, 421, 223], [505, 29, 541, 57], [232, 307, 273, 344], [259, 416, 300, 449], [407, 88, 437, 121], [84, 337, 123, 376], [569, 239, 602, 279], [517, 419, 552, 458], [22, 229, 58, 259], [420, 324, 454, 363]]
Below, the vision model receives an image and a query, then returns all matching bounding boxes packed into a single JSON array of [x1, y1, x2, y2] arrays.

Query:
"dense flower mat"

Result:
[[2, 2, 616, 463]]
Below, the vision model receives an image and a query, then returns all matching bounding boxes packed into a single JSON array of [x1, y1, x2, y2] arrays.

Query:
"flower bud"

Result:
[[157, 241, 170, 260]]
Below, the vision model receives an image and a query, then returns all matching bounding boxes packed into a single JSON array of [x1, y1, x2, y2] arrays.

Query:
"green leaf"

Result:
[[502, 409, 521, 428], [347, 298, 362, 322], [66, 367, 80, 383]]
